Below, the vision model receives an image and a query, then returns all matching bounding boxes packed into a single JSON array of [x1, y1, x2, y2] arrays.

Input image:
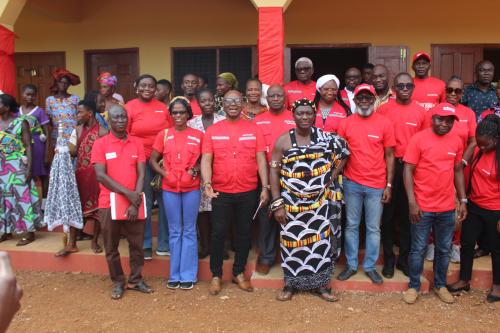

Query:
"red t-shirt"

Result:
[[412, 77, 445, 111], [125, 98, 172, 158], [424, 104, 476, 148], [255, 110, 295, 162], [202, 119, 266, 193], [469, 148, 500, 211], [315, 103, 348, 134], [403, 128, 463, 212], [337, 113, 396, 189], [91, 133, 146, 209], [190, 99, 202, 116], [284, 80, 317, 109], [152, 127, 203, 193], [378, 100, 426, 158]]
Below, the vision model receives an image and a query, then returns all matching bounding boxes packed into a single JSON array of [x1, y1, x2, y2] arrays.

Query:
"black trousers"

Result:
[[459, 202, 500, 285], [210, 190, 257, 277], [381, 160, 410, 266], [257, 202, 278, 265]]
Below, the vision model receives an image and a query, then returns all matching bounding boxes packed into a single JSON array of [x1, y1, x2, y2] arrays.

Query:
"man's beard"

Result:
[[356, 105, 375, 117]]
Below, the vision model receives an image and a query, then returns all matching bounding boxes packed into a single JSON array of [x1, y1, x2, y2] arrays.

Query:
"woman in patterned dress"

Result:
[[187, 88, 225, 258], [0, 94, 42, 245], [269, 98, 350, 302]]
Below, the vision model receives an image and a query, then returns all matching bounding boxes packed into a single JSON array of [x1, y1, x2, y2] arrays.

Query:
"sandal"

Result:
[[92, 243, 103, 254], [128, 281, 153, 294], [276, 286, 294, 301], [315, 287, 339, 302], [55, 246, 79, 257], [16, 233, 35, 246], [0, 233, 13, 243], [111, 284, 125, 300]]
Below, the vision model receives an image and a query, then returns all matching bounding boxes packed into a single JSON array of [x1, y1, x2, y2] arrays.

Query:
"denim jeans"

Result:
[[344, 178, 384, 272], [163, 190, 201, 283], [143, 163, 169, 251], [408, 210, 455, 290]]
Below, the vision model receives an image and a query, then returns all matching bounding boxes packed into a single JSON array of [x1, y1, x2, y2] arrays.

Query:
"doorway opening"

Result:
[[483, 47, 500, 82]]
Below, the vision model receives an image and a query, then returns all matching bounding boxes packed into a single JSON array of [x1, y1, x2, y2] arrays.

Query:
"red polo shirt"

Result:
[[424, 104, 476, 148], [337, 113, 396, 189], [202, 118, 265, 193], [378, 100, 426, 158], [152, 127, 203, 193], [91, 133, 146, 209], [284, 80, 317, 109], [125, 98, 172, 158], [404, 128, 463, 212], [190, 99, 202, 116], [469, 148, 500, 210], [315, 103, 348, 134], [255, 110, 295, 162], [412, 77, 446, 111]]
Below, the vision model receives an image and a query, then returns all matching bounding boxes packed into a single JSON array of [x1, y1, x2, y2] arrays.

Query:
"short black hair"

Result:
[[134, 74, 157, 87], [22, 84, 37, 94], [78, 99, 97, 116], [157, 79, 172, 90], [393, 72, 413, 84], [0, 94, 18, 112], [168, 97, 193, 120], [447, 75, 463, 86], [474, 114, 500, 180], [196, 88, 214, 102], [362, 63, 375, 70]]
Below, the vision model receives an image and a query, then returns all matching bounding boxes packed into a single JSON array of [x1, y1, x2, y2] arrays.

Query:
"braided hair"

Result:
[[470, 114, 500, 185]]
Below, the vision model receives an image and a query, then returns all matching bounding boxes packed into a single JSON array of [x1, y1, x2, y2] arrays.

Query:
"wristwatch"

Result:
[[386, 183, 392, 188], [262, 185, 271, 190]]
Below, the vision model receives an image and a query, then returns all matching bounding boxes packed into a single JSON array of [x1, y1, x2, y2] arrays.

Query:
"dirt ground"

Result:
[[8, 271, 499, 333]]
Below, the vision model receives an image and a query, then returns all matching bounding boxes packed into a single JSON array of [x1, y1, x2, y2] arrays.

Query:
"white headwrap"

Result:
[[316, 74, 340, 92]]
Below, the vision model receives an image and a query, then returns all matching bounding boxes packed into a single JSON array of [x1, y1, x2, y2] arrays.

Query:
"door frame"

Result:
[[84, 47, 140, 93], [431, 43, 500, 75]]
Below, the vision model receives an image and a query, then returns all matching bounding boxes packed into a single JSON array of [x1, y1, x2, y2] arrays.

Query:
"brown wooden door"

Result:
[[369, 46, 408, 85], [431, 45, 483, 86], [14, 52, 65, 106], [85, 48, 139, 103]]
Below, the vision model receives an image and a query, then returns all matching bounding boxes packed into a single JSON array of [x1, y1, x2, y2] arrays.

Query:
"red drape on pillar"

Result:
[[0, 25, 16, 96], [258, 7, 284, 86]]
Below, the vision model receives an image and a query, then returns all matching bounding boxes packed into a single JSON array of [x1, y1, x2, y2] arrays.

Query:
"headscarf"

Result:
[[316, 74, 340, 92], [218, 72, 239, 90], [50, 68, 80, 93], [97, 72, 118, 87], [292, 98, 316, 112]]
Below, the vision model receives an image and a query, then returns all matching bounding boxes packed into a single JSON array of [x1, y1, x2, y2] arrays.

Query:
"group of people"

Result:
[[0, 51, 498, 304]]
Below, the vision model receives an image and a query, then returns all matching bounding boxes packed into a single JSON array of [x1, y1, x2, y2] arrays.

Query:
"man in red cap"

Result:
[[402, 103, 467, 304], [337, 84, 396, 285], [411, 52, 446, 111]]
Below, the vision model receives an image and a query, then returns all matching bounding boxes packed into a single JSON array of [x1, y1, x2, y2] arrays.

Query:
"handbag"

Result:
[[150, 128, 168, 192]]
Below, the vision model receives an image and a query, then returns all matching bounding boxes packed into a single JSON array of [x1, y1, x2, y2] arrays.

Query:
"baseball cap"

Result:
[[412, 51, 431, 63], [430, 103, 459, 121], [353, 84, 376, 97]]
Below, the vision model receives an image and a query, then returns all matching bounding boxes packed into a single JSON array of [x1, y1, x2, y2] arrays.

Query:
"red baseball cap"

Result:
[[412, 51, 431, 63], [430, 103, 459, 121], [354, 84, 376, 97]]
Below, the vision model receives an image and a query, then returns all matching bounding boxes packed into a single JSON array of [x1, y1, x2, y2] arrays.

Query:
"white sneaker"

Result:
[[450, 244, 460, 263], [156, 249, 170, 256], [425, 244, 435, 262]]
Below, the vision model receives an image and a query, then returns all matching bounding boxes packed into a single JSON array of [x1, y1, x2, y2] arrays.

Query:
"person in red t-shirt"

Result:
[[315, 74, 351, 133], [284, 57, 316, 109], [125, 74, 172, 261], [201, 90, 269, 295], [150, 97, 203, 290], [411, 51, 446, 111], [92, 104, 153, 300], [378, 73, 426, 279], [254, 84, 295, 275], [181, 73, 202, 116], [447, 115, 500, 303], [337, 84, 396, 285], [402, 104, 467, 304]]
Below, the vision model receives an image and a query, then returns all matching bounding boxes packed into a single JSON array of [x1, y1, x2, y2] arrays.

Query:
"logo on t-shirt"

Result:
[[367, 135, 380, 139], [405, 122, 418, 126], [447, 152, 457, 156]]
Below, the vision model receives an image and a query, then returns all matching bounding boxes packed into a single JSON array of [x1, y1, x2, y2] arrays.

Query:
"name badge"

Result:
[[106, 152, 117, 160]]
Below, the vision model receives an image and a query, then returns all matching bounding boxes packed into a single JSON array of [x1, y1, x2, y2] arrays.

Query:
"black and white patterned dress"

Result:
[[279, 127, 349, 290]]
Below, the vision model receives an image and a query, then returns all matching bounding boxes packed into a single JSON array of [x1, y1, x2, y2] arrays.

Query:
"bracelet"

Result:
[[262, 185, 271, 190], [270, 160, 282, 168], [386, 183, 392, 188], [203, 181, 212, 187], [269, 197, 284, 213], [460, 198, 468, 204]]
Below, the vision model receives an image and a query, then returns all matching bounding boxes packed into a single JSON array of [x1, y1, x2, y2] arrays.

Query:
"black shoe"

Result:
[[128, 280, 153, 293], [337, 268, 357, 281], [111, 284, 125, 300], [365, 270, 384, 285], [473, 248, 490, 259], [144, 248, 153, 261], [396, 263, 409, 277], [486, 293, 500, 303], [382, 264, 394, 279], [180, 282, 194, 290], [446, 284, 470, 293], [167, 281, 180, 289]]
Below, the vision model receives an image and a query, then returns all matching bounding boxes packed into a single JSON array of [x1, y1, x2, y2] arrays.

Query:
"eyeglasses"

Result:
[[445, 87, 463, 95], [171, 111, 187, 116], [223, 98, 242, 105], [395, 83, 415, 90]]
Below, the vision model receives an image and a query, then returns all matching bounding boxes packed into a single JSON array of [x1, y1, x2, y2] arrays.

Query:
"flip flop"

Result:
[[55, 247, 79, 257], [128, 281, 153, 294], [315, 287, 339, 302], [92, 244, 103, 254], [16, 236, 35, 246], [0, 233, 13, 243]]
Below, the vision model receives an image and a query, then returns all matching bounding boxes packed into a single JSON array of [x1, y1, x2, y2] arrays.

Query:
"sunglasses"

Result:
[[223, 98, 242, 105], [395, 83, 415, 90], [445, 87, 463, 95], [171, 111, 187, 116]]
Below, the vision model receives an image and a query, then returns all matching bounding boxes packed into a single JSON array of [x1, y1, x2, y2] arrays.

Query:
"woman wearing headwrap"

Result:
[[269, 98, 350, 302], [45, 68, 81, 153], [315, 74, 351, 134], [97, 72, 124, 113], [215, 72, 239, 115]]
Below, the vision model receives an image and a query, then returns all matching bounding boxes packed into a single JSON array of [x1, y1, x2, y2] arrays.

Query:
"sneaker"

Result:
[[180, 282, 194, 290], [434, 287, 455, 304], [144, 248, 153, 261], [167, 281, 180, 289], [450, 244, 460, 263], [403, 288, 419, 304], [425, 244, 435, 262], [156, 249, 170, 256]]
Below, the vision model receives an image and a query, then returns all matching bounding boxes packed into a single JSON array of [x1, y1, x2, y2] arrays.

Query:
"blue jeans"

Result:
[[163, 190, 200, 283], [344, 178, 384, 272], [409, 210, 455, 290], [143, 163, 169, 251]]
